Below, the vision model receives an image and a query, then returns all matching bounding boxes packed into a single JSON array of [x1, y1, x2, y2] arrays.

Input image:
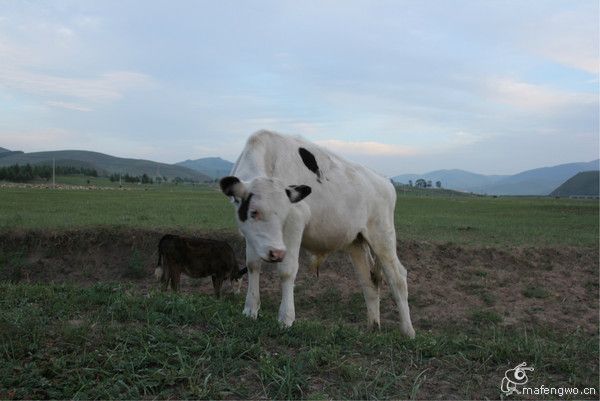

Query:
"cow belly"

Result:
[[182, 265, 213, 278], [301, 224, 358, 253]]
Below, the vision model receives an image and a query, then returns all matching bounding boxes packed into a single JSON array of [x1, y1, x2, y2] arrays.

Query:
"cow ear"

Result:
[[220, 176, 247, 199], [285, 185, 312, 203]]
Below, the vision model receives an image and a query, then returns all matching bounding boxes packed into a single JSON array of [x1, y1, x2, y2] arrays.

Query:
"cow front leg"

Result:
[[277, 259, 299, 327], [276, 207, 306, 327], [243, 244, 262, 319]]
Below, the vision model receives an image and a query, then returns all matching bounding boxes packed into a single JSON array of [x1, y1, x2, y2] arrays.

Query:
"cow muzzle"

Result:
[[267, 248, 286, 263]]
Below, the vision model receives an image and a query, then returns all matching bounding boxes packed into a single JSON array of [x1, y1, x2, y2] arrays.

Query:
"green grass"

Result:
[[0, 186, 597, 247], [395, 195, 598, 247], [522, 285, 550, 299], [40, 175, 116, 187], [0, 283, 597, 400], [0, 185, 235, 231]]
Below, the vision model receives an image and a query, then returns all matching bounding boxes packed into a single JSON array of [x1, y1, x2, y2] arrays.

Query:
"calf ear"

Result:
[[220, 176, 247, 199], [285, 185, 312, 203]]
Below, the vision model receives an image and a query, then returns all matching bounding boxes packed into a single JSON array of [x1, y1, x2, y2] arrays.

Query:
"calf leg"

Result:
[[211, 275, 224, 298], [348, 242, 381, 329], [169, 270, 181, 292], [231, 278, 242, 295], [243, 243, 261, 319], [366, 228, 415, 338]]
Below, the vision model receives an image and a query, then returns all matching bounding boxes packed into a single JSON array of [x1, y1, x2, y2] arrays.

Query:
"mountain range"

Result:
[[1, 146, 597, 195], [176, 157, 234, 179], [0, 148, 212, 182], [392, 160, 600, 195]]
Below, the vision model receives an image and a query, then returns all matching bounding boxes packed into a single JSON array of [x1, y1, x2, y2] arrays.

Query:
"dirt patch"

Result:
[[1, 228, 598, 334]]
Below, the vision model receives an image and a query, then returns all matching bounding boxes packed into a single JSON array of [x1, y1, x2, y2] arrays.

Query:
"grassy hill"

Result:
[[550, 171, 599, 197], [0, 149, 211, 181], [176, 157, 233, 179]]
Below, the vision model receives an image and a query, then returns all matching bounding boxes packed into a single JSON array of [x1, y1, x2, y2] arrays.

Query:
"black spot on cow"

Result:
[[285, 185, 312, 203], [298, 147, 322, 183], [238, 193, 253, 222]]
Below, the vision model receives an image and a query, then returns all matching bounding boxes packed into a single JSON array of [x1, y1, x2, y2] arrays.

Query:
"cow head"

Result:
[[220, 176, 311, 263]]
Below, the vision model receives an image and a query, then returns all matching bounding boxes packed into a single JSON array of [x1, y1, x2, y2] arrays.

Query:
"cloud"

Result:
[[315, 139, 417, 156], [73, 15, 102, 29], [448, 131, 486, 147], [0, 26, 153, 104], [0, 128, 78, 151], [484, 77, 597, 112], [46, 101, 92, 112], [0, 68, 153, 102], [523, 10, 599, 75]]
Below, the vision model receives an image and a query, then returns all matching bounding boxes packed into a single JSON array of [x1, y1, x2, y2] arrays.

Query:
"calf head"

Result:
[[220, 176, 311, 263]]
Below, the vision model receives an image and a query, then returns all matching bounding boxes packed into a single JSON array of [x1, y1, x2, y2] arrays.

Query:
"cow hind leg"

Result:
[[348, 240, 381, 329], [365, 229, 416, 338]]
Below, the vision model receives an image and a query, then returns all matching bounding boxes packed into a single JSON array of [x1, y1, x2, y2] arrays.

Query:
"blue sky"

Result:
[[0, 0, 597, 175]]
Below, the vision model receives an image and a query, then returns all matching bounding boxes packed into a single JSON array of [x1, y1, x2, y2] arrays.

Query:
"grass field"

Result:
[[1, 283, 596, 400], [0, 185, 598, 399], [0, 185, 597, 247]]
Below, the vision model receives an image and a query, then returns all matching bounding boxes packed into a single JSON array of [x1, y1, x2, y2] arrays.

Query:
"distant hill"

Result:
[[0, 149, 211, 181], [550, 171, 599, 197], [478, 160, 600, 195], [393, 169, 507, 192], [0, 147, 25, 158], [176, 157, 234, 179], [393, 160, 600, 195]]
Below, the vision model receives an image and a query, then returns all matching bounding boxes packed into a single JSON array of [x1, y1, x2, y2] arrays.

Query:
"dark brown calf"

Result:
[[154, 234, 247, 297]]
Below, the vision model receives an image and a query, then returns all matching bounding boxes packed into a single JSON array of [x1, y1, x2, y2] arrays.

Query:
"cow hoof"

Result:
[[243, 307, 258, 319], [278, 313, 295, 327], [402, 324, 416, 339], [368, 320, 381, 331], [278, 318, 294, 328]]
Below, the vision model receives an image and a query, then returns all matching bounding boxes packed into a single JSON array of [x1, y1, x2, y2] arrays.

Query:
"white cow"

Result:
[[220, 130, 415, 338]]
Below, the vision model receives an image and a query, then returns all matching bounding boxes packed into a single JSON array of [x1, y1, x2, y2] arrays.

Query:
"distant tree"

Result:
[[39, 168, 52, 181], [435, 181, 442, 188], [426, 180, 432, 188], [415, 179, 427, 188], [408, 180, 413, 187], [141, 173, 153, 184]]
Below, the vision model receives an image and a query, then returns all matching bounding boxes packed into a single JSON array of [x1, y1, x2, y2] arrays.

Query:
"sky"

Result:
[[0, 0, 598, 176]]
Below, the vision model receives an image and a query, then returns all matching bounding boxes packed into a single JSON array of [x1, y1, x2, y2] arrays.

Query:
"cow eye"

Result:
[[250, 210, 259, 219]]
